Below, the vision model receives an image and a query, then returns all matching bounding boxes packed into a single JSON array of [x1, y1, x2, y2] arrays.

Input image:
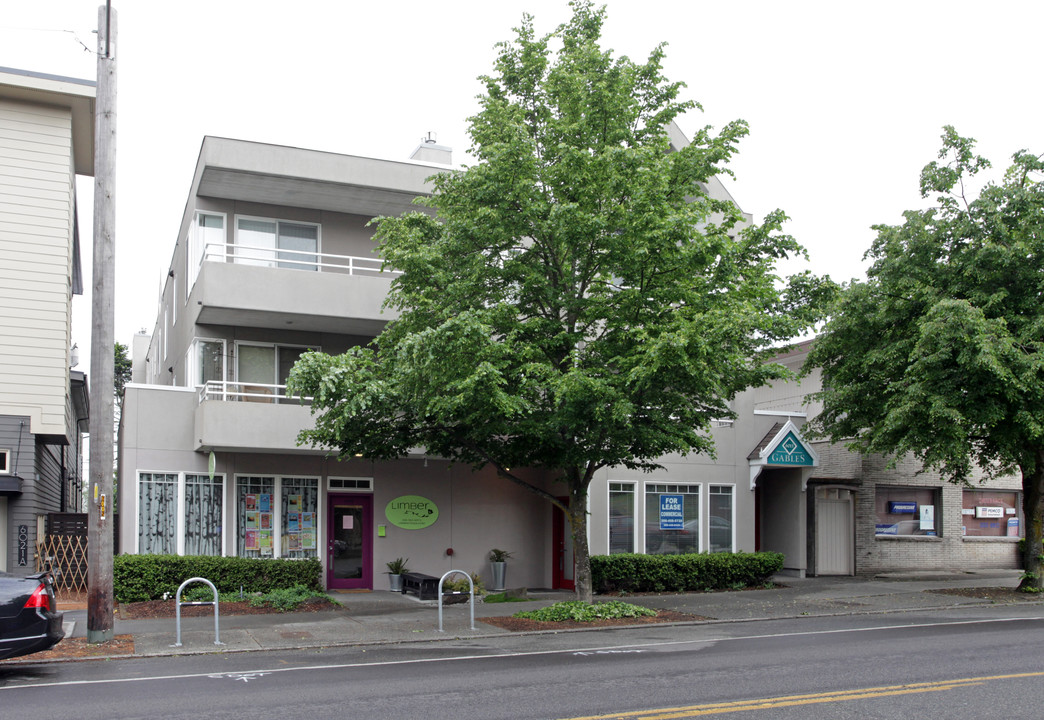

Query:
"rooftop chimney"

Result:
[[409, 132, 452, 165]]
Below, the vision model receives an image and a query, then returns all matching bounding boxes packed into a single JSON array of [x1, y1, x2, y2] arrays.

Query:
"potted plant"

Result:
[[386, 557, 409, 592], [488, 548, 512, 591]]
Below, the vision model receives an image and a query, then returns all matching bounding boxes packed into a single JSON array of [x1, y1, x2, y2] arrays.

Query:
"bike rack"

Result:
[[437, 569, 475, 632], [172, 577, 224, 648]]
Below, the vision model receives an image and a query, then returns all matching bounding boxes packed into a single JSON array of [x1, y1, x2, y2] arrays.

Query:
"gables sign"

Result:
[[748, 420, 819, 490], [767, 432, 814, 466]]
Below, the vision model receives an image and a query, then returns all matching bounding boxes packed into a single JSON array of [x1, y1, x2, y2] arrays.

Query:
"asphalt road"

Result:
[[2, 605, 1043, 719]]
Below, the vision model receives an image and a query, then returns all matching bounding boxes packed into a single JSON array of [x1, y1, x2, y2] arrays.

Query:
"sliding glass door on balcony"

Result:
[[236, 217, 318, 271], [236, 344, 310, 402]]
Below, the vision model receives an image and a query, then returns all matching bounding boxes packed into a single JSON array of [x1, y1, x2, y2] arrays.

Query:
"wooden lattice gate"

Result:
[[36, 513, 120, 593]]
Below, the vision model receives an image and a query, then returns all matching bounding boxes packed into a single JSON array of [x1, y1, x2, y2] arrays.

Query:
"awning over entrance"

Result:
[[748, 421, 819, 490]]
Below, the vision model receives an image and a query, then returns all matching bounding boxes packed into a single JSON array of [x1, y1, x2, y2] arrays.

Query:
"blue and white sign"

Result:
[[888, 501, 917, 514], [659, 494, 684, 530]]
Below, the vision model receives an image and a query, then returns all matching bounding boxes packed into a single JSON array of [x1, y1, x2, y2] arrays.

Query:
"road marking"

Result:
[[206, 672, 270, 683], [2, 615, 1041, 691], [563, 671, 1044, 719]]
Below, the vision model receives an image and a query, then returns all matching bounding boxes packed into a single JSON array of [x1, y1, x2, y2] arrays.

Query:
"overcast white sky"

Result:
[[3, 1, 1042, 372]]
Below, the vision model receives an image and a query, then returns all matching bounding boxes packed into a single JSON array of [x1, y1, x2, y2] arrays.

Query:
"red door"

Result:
[[326, 494, 373, 590], [552, 497, 575, 591]]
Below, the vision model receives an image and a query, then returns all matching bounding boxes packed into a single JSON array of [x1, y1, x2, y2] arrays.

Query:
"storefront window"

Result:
[[281, 477, 319, 558], [609, 482, 635, 554], [185, 474, 223, 556], [138, 472, 177, 554], [875, 487, 939, 536], [962, 490, 1020, 537], [645, 483, 700, 555], [237, 476, 275, 558], [709, 485, 734, 553]]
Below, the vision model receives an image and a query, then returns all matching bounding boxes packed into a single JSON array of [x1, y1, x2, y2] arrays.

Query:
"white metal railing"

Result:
[[198, 380, 311, 406], [199, 242, 401, 277]]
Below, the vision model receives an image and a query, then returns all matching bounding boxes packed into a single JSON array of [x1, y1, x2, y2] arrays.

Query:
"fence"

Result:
[[34, 513, 121, 593], [35, 534, 89, 592]]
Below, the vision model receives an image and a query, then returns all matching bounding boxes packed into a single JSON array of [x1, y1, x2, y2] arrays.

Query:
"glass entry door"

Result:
[[327, 494, 373, 590]]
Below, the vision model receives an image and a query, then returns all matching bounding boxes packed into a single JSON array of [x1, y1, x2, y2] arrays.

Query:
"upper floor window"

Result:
[[236, 217, 319, 271], [190, 338, 226, 389], [0, 449, 9, 473], [189, 212, 225, 287]]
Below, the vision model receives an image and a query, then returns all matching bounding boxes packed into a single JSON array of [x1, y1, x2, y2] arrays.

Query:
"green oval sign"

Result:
[[385, 495, 439, 529]]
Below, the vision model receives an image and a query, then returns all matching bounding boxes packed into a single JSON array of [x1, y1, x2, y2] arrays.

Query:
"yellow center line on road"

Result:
[[563, 671, 1044, 719]]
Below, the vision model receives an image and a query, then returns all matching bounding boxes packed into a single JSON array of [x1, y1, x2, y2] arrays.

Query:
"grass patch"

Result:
[[513, 600, 656, 622], [484, 592, 535, 603]]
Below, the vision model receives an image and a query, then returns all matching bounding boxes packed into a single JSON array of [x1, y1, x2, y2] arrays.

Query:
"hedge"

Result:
[[590, 551, 784, 594], [113, 555, 322, 603]]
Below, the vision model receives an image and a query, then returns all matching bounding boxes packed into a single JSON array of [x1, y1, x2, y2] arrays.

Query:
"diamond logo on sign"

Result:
[[767, 432, 813, 466]]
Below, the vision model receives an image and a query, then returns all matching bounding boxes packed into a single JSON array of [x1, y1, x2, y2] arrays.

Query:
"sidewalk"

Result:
[[31, 570, 1042, 662]]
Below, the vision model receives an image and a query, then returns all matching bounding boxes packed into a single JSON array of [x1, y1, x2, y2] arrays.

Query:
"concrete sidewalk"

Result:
[[40, 570, 1043, 660]]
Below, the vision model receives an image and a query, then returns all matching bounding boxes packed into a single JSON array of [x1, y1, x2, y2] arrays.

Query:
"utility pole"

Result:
[[87, 2, 116, 644]]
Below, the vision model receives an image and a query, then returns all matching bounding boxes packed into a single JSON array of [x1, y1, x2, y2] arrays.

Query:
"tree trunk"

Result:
[[1020, 456, 1044, 592], [568, 485, 593, 603]]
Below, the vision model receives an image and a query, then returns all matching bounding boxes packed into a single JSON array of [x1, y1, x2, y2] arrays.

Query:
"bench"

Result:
[[401, 572, 439, 600]]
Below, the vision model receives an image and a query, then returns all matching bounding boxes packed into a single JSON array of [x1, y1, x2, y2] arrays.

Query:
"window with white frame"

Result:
[[236, 217, 318, 271], [189, 211, 225, 287], [184, 474, 224, 556], [645, 483, 700, 555], [237, 476, 275, 558], [191, 338, 226, 390], [708, 485, 734, 553], [138, 472, 178, 554], [0, 449, 8, 473], [280, 477, 319, 559], [609, 482, 635, 554]]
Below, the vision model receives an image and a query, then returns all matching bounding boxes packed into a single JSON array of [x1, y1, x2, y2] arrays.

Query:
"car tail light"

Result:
[[24, 584, 52, 612]]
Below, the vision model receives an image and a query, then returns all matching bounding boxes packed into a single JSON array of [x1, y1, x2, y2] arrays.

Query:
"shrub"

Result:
[[113, 555, 322, 603], [590, 551, 784, 594], [514, 600, 655, 622], [248, 584, 326, 612]]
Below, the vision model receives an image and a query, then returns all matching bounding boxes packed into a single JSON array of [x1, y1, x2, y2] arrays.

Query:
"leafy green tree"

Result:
[[114, 341, 132, 409], [807, 127, 1044, 590], [289, 2, 829, 601]]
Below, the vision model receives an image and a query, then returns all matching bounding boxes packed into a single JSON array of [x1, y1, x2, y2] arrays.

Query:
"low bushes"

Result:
[[113, 554, 322, 603], [591, 551, 784, 594]]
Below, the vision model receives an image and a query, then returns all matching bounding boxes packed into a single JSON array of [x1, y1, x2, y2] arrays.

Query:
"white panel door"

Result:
[[816, 498, 853, 575]]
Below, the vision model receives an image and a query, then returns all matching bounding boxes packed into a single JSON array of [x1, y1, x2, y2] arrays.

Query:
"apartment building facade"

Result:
[[0, 67, 94, 574], [118, 131, 1022, 590]]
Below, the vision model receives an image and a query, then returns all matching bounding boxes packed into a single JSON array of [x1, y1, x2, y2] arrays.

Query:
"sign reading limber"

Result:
[[386, 495, 439, 529]]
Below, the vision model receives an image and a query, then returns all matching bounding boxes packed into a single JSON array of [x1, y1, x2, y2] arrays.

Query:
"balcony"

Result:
[[188, 242, 401, 335], [194, 381, 324, 454]]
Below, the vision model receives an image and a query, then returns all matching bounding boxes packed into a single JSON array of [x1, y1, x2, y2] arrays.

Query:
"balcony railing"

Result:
[[199, 381, 311, 406], [199, 242, 401, 277]]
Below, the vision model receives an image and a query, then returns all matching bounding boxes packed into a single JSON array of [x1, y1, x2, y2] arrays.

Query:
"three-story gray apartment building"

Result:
[[0, 67, 93, 574], [119, 125, 1023, 591]]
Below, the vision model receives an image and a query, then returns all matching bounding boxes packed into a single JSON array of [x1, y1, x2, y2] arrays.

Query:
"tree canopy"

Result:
[[289, 1, 830, 601], [807, 127, 1044, 588]]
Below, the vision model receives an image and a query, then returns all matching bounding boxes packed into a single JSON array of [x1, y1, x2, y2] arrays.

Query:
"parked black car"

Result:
[[0, 572, 64, 660]]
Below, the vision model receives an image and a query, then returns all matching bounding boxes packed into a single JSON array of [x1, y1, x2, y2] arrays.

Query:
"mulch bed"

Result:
[[481, 609, 705, 632], [926, 587, 1041, 603]]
